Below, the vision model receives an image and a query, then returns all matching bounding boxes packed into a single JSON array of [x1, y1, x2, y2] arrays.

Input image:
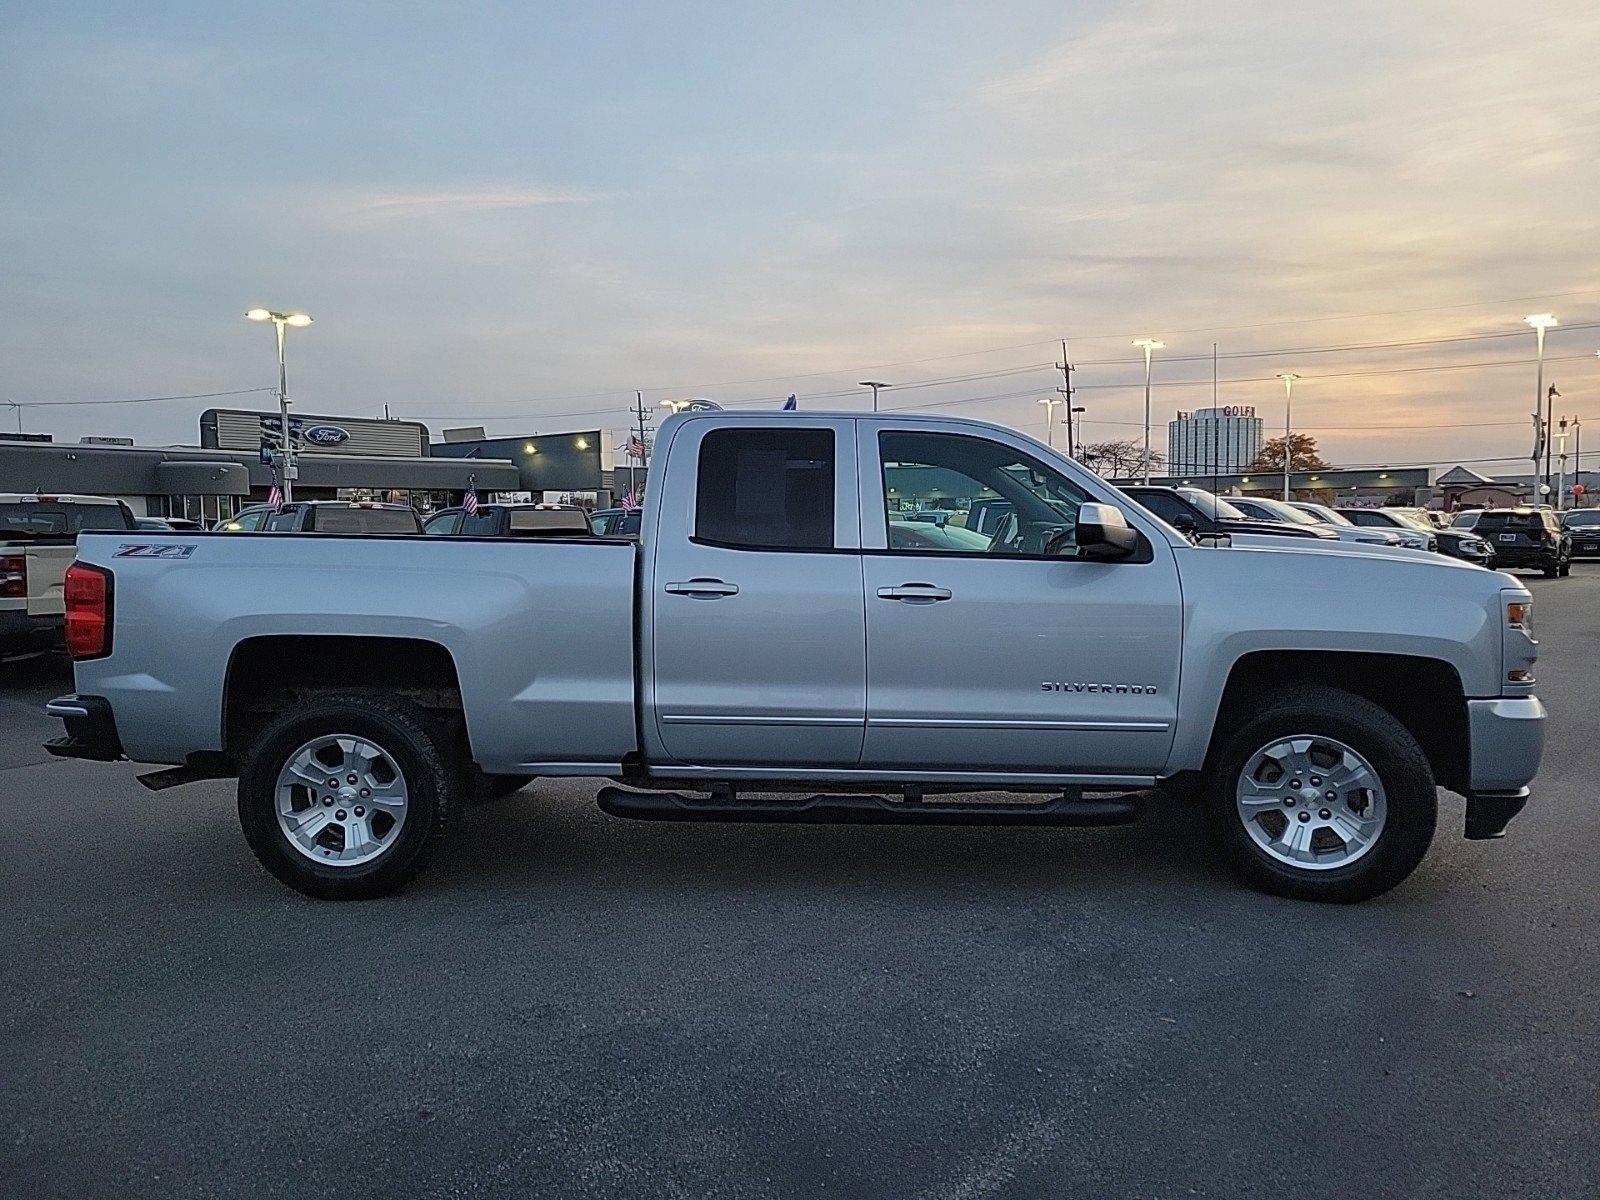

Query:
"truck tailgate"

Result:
[[25, 543, 74, 617]]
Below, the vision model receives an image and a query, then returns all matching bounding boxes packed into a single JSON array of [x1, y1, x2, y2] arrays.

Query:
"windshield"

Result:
[[1386, 511, 1435, 532], [1176, 489, 1246, 520], [1256, 499, 1322, 525], [0, 502, 132, 538], [1294, 502, 1352, 526], [1562, 510, 1600, 527]]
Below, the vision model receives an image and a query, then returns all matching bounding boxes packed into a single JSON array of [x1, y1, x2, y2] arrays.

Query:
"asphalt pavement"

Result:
[[2, 566, 1596, 1199]]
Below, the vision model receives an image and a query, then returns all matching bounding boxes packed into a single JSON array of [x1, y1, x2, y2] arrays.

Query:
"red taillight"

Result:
[[0, 553, 24, 599], [64, 562, 111, 659]]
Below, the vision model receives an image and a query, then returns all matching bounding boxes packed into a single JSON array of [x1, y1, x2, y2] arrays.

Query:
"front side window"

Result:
[[423, 511, 461, 535], [695, 427, 835, 550], [879, 431, 1089, 556]]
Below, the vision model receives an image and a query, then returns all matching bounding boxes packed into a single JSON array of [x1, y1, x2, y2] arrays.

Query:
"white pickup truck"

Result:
[[1, 494, 137, 659], [46, 411, 1544, 903]]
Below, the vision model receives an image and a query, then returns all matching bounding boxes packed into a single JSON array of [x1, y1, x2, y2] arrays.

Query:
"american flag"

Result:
[[463, 487, 479, 516], [620, 491, 640, 512], [626, 435, 647, 461], [266, 483, 284, 510]]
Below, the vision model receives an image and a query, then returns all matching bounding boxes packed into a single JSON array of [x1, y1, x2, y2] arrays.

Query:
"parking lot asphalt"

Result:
[[2, 566, 1597, 1200]]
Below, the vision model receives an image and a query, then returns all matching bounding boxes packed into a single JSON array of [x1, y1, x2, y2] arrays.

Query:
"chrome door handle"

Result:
[[665, 578, 740, 598], [876, 583, 952, 602]]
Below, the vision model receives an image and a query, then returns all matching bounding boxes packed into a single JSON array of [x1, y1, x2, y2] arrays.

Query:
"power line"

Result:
[[5, 387, 277, 409]]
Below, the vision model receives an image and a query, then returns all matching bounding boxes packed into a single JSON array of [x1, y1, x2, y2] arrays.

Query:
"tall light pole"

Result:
[[246, 307, 313, 503], [1036, 394, 1063, 446], [658, 398, 692, 415], [859, 380, 890, 411], [1277, 372, 1299, 500], [1069, 406, 1085, 459], [1131, 339, 1163, 483], [1525, 314, 1557, 497], [1555, 417, 1570, 511]]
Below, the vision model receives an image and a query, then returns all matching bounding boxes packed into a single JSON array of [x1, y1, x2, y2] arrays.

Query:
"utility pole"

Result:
[[1055, 340, 1076, 458], [630, 391, 654, 499]]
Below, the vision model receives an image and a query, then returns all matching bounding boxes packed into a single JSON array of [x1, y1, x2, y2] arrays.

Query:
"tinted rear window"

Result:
[[310, 507, 420, 534], [695, 427, 835, 550], [507, 508, 591, 534], [1474, 512, 1544, 531], [0, 503, 131, 536]]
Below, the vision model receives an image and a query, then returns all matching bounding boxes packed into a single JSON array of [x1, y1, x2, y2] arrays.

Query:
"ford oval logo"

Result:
[[302, 425, 350, 447]]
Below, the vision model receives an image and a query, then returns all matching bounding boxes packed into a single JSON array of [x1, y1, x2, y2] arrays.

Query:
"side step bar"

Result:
[[596, 786, 1144, 827]]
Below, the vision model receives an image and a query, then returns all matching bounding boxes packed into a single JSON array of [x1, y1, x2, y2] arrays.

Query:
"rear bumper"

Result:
[[0, 609, 64, 655], [43, 694, 125, 762], [1463, 697, 1544, 839]]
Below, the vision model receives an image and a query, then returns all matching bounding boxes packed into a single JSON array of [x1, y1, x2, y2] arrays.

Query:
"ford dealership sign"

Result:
[[301, 425, 350, 447]]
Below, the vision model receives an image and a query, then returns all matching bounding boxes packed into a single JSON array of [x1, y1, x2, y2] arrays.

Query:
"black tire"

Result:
[[476, 773, 536, 802], [237, 692, 465, 900], [1557, 559, 1571, 577], [1200, 685, 1436, 903]]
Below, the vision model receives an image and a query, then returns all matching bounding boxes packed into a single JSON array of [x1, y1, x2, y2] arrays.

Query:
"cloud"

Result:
[[330, 185, 599, 223]]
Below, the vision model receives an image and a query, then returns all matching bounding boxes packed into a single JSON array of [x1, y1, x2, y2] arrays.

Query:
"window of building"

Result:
[[694, 428, 835, 550]]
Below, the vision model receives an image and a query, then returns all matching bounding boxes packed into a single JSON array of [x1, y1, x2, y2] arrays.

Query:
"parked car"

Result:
[[1559, 509, 1600, 559], [47, 410, 1542, 906], [215, 502, 422, 534], [1469, 509, 1573, 577], [1281, 501, 1404, 545], [424, 503, 592, 537], [1, 494, 137, 658], [136, 516, 203, 532], [1332, 508, 1438, 553], [589, 508, 643, 538], [1123, 486, 1338, 542], [1229, 497, 1401, 547], [1297, 502, 1489, 564]]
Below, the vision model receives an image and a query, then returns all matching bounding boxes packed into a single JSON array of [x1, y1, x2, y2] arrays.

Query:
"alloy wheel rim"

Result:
[[1235, 734, 1387, 871], [274, 734, 409, 867]]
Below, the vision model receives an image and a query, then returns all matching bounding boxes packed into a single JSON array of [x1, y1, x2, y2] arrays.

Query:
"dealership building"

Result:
[[0, 409, 518, 524], [1166, 406, 1264, 476]]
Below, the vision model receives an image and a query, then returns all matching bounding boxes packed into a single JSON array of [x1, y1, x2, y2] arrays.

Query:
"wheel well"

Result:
[[1212, 651, 1469, 793], [223, 636, 467, 763]]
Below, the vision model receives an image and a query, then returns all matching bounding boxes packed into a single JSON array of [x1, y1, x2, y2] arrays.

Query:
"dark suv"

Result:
[[1473, 509, 1572, 577], [1561, 509, 1600, 559]]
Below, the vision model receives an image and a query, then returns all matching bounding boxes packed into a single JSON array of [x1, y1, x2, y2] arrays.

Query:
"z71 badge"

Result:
[[114, 543, 197, 559]]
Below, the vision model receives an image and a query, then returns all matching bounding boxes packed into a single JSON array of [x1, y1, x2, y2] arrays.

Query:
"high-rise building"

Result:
[[1167, 406, 1264, 476]]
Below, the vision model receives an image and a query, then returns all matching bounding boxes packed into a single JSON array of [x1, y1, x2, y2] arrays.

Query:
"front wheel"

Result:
[[1201, 686, 1437, 902], [237, 692, 465, 899]]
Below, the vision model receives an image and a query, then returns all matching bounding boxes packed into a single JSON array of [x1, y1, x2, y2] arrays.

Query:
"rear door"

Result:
[[858, 422, 1183, 776], [648, 417, 866, 767]]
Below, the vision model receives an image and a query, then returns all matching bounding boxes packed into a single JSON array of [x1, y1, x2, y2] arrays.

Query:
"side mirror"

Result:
[[1169, 512, 1197, 533], [1075, 502, 1139, 560]]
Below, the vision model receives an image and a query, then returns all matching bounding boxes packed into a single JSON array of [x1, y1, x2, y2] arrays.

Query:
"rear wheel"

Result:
[[237, 692, 464, 899], [1201, 686, 1436, 902]]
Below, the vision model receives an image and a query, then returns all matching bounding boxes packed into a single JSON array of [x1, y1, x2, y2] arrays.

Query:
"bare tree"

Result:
[[1079, 438, 1164, 479]]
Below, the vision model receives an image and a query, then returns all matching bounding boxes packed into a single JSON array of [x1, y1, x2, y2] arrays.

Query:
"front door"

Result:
[[858, 423, 1183, 776], [650, 418, 866, 768]]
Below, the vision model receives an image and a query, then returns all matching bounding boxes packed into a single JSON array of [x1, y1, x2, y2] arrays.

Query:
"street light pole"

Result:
[[1556, 418, 1570, 511], [1036, 395, 1062, 446], [1277, 372, 1299, 501], [1525, 314, 1556, 500], [1131, 339, 1163, 484], [859, 380, 890, 412], [246, 307, 313, 503]]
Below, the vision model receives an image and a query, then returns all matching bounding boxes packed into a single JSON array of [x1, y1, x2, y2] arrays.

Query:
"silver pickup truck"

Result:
[[46, 411, 1544, 903]]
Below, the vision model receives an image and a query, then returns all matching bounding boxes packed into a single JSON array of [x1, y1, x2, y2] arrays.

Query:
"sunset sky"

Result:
[[3, 1, 1598, 470]]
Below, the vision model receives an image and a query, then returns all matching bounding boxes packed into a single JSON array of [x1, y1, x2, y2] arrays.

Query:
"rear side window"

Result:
[[507, 508, 591, 534], [695, 428, 835, 550]]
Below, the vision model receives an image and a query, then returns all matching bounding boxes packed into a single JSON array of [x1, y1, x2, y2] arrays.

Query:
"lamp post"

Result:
[[658, 398, 692, 415], [1555, 418, 1570, 510], [1276, 372, 1299, 500], [1524, 314, 1557, 496], [859, 380, 890, 411], [1036, 395, 1063, 447], [245, 307, 313, 503], [1069, 405, 1085, 459], [1131, 339, 1163, 483]]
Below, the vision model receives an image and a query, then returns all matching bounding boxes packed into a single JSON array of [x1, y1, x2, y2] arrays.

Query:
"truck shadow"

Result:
[[432, 786, 1231, 899]]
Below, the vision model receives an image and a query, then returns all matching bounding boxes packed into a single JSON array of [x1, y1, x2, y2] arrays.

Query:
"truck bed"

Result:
[[70, 531, 639, 772]]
